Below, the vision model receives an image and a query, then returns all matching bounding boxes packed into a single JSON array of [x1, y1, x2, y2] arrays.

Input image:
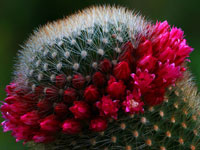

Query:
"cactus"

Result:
[[1, 6, 199, 150]]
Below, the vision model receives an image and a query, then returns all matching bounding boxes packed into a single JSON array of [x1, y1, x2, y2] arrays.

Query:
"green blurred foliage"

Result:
[[0, 0, 199, 149]]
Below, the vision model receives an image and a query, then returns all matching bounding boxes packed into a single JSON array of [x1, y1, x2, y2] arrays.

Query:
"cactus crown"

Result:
[[15, 6, 148, 86], [1, 5, 198, 150]]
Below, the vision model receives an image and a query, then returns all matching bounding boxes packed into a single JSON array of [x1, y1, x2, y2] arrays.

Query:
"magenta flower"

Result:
[[90, 117, 107, 132], [33, 132, 54, 143], [40, 115, 60, 133], [107, 76, 126, 99], [62, 119, 81, 134], [113, 61, 131, 80], [84, 85, 100, 102], [0, 7, 193, 144], [96, 96, 120, 119], [69, 101, 90, 119], [131, 68, 155, 93], [122, 93, 144, 114], [20, 111, 40, 126]]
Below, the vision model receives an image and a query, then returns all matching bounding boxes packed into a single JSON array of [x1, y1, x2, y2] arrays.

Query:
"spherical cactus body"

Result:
[[1, 6, 199, 150]]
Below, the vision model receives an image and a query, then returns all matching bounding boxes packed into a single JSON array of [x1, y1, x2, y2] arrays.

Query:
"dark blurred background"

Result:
[[0, 0, 200, 149]]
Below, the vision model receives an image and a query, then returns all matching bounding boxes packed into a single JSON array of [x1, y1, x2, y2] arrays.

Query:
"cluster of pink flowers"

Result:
[[1, 21, 193, 143]]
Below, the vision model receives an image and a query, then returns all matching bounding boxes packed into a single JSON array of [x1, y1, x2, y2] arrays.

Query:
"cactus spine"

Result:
[[1, 6, 198, 150]]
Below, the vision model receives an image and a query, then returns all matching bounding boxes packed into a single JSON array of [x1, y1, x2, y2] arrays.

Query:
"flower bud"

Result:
[[33, 132, 54, 143], [114, 61, 131, 80], [56, 74, 66, 88], [40, 115, 60, 132], [107, 78, 126, 99], [92, 72, 106, 87], [20, 111, 39, 126], [62, 119, 81, 134], [72, 74, 85, 89], [99, 59, 112, 73], [54, 102, 68, 116], [90, 117, 107, 132], [63, 88, 77, 103], [69, 101, 90, 119], [84, 85, 99, 102]]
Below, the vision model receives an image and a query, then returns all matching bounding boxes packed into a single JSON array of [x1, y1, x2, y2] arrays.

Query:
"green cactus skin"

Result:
[[27, 72, 200, 150], [7, 6, 198, 150]]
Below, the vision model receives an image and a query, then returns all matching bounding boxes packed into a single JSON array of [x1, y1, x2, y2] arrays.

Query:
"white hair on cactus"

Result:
[[43, 49, 49, 56], [57, 40, 63, 46], [87, 39, 92, 45], [116, 36, 123, 42], [102, 38, 108, 44], [64, 51, 70, 58], [71, 39, 76, 45], [36, 60, 41, 67], [81, 50, 88, 58], [52, 52, 57, 59], [114, 47, 121, 53], [38, 73, 43, 81], [14, 6, 150, 86], [29, 69, 34, 76], [56, 62, 62, 71], [43, 63, 48, 71], [92, 62, 98, 69], [73, 63, 80, 70], [97, 49, 104, 56], [50, 74, 56, 81]]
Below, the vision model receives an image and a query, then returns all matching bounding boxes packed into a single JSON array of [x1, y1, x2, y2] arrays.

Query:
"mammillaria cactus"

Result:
[[1, 5, 199, 150]]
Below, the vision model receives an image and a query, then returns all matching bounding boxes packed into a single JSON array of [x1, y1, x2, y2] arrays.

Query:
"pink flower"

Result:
[[122, 93, 144, 114], [90, 117, 107, 132], [33, 132, 54, 143], [20, 111, 39, 126], [154, 32, 170, 53], [1, 19, 194, 144], [84, 85, 99, 102], [137, 55, 157, 71], [5, 83, 16, 96], [1, 121, 17, 132], [155, 60, 181, 87], [54, 102, 68, 116], [62, 119, 81, 134], [99, 59, 112, 73], [69, 101, 90, 119], [5, 95, 18, 104], [1, 103, 10, 113], [44, 87, 58, 99], [33, 86, 44, 96], [170, 27, 184, 39], [113, 61, 131, 80], [144, 88, 166, 106], [131, 68, 155, 93], [96, 96, 119, 119], [1, 103, 19, 123], [37, 99, 53, 113], [151, 21, 170, 37], [92, 72, 106, 87], [63, 88, 77, 103], [10, 102, 31, 115], [107, 76, 126, 99], [121, 41, 135, 53], [40, 115, 60, 132], [72, 74, 85, 89], [56, 74, 66, 88], [175, 39, 193, 65], [12, 125, 33, 141], [151, 21, 193, 66], [120, 41, 136, 68], [137, 40, 152, 57], [158, 47, 176, 63]]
